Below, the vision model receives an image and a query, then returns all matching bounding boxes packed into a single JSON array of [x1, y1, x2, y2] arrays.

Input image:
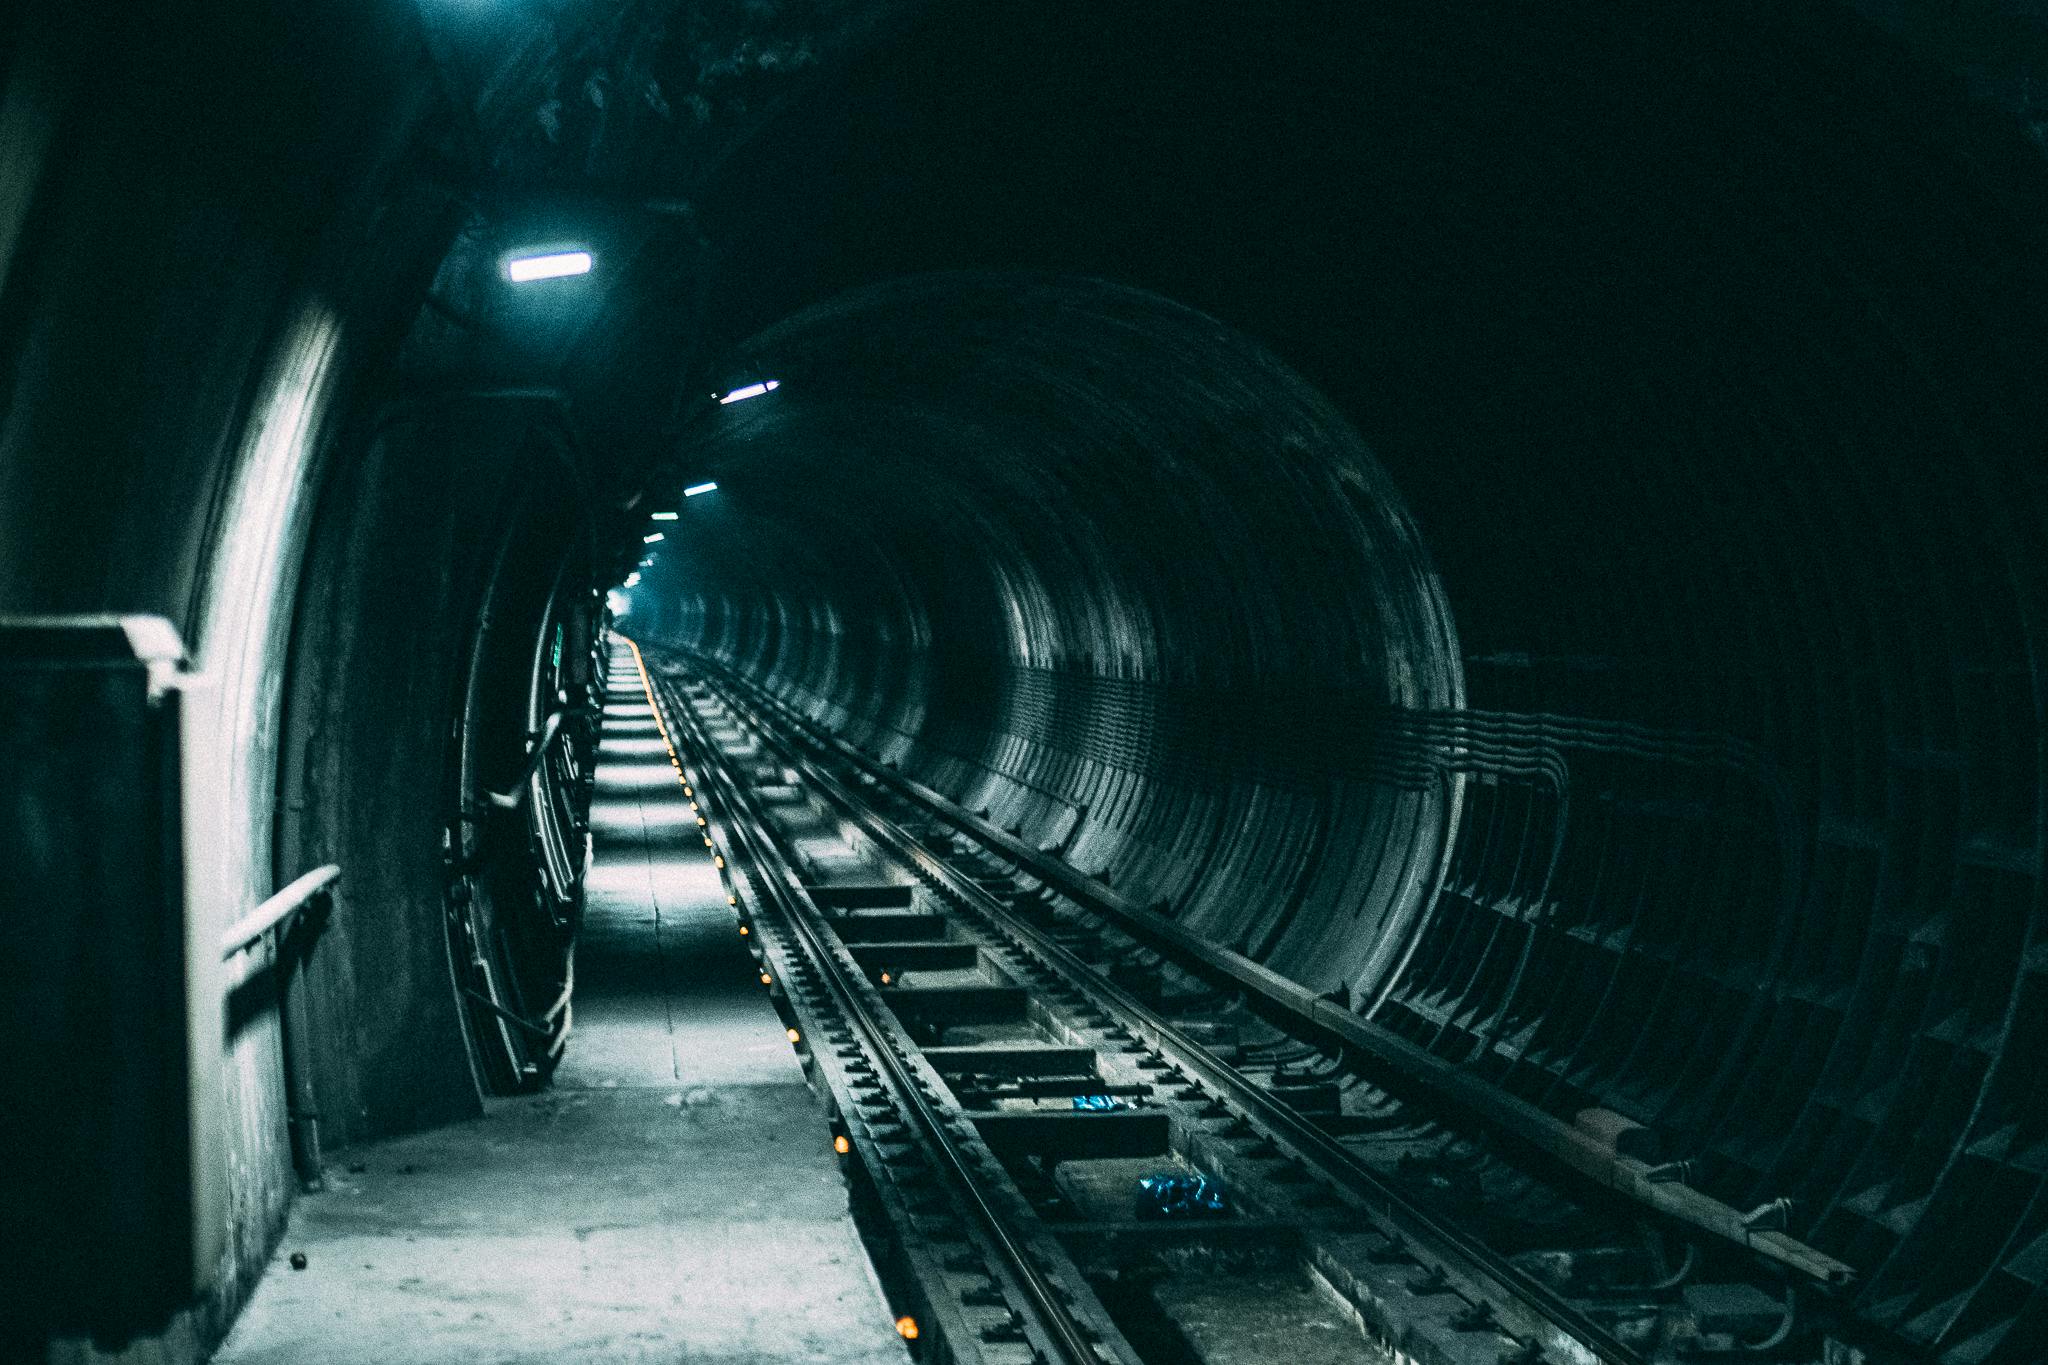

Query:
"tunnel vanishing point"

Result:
[[4, 3, 2048, 1363]]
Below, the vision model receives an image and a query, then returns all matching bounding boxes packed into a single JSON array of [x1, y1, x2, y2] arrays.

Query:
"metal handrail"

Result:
[[219, 865, 341, 960]]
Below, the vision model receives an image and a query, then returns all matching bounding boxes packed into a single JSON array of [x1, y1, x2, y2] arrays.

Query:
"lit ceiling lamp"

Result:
[[505, 249, 593, 282], [649, 511, 678, 520], [643, 532, 664, 543], [716, 379, 780, 405], [683, 481, 718, 497]]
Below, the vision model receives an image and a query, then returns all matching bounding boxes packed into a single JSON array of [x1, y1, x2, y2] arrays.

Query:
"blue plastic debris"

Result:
[[1072, 1094, 1125, 1111], [1134, 1172, 1229, 1220]]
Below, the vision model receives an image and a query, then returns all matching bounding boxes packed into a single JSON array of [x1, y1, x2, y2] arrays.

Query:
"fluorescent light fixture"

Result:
[[717, 380, 780, 405], [643, 532, 664, 543], [684, 481, 718, 497], [623, 574, 641, 588], [649, 511, 678, 520], [506, 250, 593, 282]]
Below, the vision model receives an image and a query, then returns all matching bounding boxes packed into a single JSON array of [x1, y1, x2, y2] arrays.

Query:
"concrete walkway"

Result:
[[216, 649, 907, 1364]]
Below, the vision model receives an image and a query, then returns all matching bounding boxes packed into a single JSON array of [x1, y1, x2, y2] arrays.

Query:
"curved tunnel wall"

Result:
[[647, 274, 1468, 997], [651, 264, 2048, 1352], [0, 5, 471, 1350], [276, 402, 596, 1145]]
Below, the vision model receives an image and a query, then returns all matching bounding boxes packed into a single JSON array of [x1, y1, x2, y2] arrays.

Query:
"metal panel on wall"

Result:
[[0, 615, 200, 1346]]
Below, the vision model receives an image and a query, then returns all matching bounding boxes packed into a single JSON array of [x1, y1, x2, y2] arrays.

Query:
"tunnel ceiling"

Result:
[[394, 0, 912, 483], [404, 0, 2048, 569]]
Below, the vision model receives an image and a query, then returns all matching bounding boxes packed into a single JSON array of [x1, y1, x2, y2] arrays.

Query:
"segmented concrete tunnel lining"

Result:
[[634, 249, 2048, 1357], [639, 272, 1468, 1001]]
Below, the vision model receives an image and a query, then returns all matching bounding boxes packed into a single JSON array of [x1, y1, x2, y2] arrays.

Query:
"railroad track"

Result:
[[622, 639, 1848, 1365]]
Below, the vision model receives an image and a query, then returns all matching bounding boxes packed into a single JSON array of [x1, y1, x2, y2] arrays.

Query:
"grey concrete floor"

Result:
[[215, 661, 909, 1364]]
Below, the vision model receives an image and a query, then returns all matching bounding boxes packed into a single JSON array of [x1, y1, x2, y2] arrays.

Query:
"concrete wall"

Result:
[[0, 6, 457, 1359]]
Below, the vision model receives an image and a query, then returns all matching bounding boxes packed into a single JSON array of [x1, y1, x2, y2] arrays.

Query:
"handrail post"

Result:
[[279, 895, 328, 1190]]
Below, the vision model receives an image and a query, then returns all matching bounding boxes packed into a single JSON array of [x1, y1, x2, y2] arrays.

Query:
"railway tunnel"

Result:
[[4, 2, 2047, 1363]]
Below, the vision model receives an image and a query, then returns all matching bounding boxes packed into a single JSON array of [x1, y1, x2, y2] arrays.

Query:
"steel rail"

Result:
[[649, 672, 1117, 1365], [691, 671, 1644, 1365]]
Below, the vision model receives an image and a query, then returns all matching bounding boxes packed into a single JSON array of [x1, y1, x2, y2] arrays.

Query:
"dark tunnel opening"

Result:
[[632, 270, 1467, 1005], [4, 2, 2048, 1362]]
